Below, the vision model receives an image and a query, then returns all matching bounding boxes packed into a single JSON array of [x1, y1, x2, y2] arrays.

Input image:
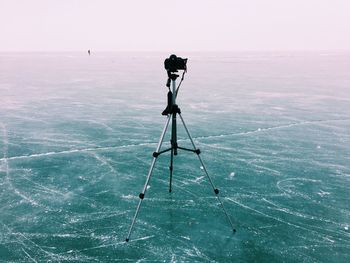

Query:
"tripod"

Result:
[[125, 73, 236, 242]]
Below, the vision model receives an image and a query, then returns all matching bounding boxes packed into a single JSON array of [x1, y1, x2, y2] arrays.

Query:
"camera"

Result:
[[164, 54, 187, 72]]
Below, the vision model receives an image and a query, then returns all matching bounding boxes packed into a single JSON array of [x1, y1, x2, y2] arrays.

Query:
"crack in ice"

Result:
[[0, 118, 348, 162]]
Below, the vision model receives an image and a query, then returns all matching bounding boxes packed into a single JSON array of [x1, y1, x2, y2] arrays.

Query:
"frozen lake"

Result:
[[0, 52, 349, 262]]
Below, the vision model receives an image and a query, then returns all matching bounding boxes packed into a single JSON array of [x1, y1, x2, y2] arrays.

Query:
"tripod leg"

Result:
[[126, 115, 172, 242], [169, 147, 174, 192], [178, 113, 236, 233]]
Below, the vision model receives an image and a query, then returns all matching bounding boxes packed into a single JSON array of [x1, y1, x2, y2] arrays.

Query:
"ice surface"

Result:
[[0, 52, 350, 262]]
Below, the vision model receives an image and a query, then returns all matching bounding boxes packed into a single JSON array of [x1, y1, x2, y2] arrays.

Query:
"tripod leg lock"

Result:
[[139, 193, 145, 199], [214, 189, 219, 195], [195, 149, 201, 155], [153, 152, 160, 158]]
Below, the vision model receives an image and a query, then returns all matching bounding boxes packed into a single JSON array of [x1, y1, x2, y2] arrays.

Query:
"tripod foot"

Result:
[[233, 229, 236, 233], [126, 238, 129, 242], [214, 189, 219, 195]]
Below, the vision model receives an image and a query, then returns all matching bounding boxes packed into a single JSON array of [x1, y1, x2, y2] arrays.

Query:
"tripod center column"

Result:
[[170, 77, 178, 155]]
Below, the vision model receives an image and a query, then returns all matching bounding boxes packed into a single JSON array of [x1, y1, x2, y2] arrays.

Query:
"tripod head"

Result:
[[162, 54, 187, 116]]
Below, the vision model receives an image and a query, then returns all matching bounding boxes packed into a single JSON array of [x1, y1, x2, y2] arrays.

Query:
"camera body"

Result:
[[164, 54, 187, 72]]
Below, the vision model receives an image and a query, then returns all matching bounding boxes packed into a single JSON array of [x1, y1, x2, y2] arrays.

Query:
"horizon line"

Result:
[[1, 49, 350, 53]]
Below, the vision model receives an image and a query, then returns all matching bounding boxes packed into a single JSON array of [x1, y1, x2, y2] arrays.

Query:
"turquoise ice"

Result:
[[0, 52, 349, 262]]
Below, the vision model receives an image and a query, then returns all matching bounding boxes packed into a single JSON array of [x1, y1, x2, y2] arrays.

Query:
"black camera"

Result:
[[164, 54, 187, 72]]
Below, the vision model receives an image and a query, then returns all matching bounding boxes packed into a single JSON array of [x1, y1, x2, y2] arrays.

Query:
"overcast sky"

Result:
[[0, 0, 349, 52]]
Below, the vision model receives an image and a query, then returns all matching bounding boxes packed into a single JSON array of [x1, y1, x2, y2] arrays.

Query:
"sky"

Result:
[[0, 0, 349, 52]]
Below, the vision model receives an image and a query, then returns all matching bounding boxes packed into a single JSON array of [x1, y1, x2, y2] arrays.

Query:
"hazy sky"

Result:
[[1, 0, 349, 51]]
